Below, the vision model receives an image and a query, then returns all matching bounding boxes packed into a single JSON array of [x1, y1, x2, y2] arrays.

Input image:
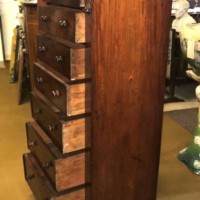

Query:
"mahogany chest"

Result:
[[23, 0, 92, 198], [22, 0, 172, 199]]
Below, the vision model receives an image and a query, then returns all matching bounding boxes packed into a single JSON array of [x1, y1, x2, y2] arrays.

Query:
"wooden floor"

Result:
[[0, 67, 200, 199]]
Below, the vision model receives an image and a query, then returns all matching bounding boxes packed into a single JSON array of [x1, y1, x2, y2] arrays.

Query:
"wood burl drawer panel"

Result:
[[33, 62, 91, 116], [31, 92, 91, 153], [23, 153, 88, 200], [43, 0, 87, 8], [37, 35, 91, 80], [39, 5, 91, 43], [26, 122, 91, 192]]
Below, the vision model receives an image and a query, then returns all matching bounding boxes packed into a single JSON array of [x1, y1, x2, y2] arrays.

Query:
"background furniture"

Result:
[[165, 12, 200, 103], [22, 2, 38, 91]]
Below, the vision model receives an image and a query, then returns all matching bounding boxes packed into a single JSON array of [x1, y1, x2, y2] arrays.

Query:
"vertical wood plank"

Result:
[[23, 4, 38, 91], [37, 0, 47, 6], [91, 1, 172, 199]]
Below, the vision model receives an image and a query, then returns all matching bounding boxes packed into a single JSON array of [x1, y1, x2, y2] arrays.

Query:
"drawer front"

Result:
[[34, 63, 91, 116], [31, 93, 91, 154], [23, 153, 52, 200], [31, 93, 63, 152], [23, 153, 87, 200], [26, 122, 90, 192], [26, 122, 57, 187], [37, 35, 91, 80], [43, 0, 86, 8], [34, 63, 67, 114], [39, 5, 91, 43]]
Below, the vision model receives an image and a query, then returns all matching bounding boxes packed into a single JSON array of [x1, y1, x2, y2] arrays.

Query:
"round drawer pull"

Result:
[[28, 140, 37, 148], [36, 77, 43, 83], [59, 20, 67, 27], [42, 162, 52, 169], [33, 108, 41, 114], [52, 90, 60, 97], [26, 174, 35, 180], [55, 56, 63, 62], [41, 15, 49, 22], [48, 124, 57, 132], [38, 46, 46, 52]]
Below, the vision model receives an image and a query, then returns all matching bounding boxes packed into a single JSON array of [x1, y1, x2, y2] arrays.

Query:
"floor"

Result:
[[0, 67, 200, 199], [0, 67, 34, 199]]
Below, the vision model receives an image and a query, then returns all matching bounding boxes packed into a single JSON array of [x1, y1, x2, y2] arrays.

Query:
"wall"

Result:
[[0, 0, 18, 61]]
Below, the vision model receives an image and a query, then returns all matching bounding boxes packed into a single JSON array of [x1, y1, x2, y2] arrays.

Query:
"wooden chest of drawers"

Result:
[[23, 0, 92, 198], [22, 0, 172, 199]]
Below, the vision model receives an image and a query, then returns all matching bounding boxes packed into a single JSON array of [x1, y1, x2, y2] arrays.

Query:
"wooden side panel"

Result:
[[56, 188, 86, 200], [38, 0, 47, 6], [67, 82, 91, 116], [71, 48, 91, 80], [55, 152, 90, 191], [63, 117, 91, 153], [24, 4, 38, 91], [91, 1, 172, 200], [75, 13, 88, 43], [23, 153, 87, 200]]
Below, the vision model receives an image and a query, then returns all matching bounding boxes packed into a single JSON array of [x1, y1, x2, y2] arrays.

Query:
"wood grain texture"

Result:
[[55, 152, 90, 191], [38, 5, 91, 43], [67, 82, 91, 116], [38, 0, 47, 6], [31, 92, 91, 153], [37, 35, 91, 80], [34, 63, 91, 116], [23, 4, 38, 91], [62, 117, 91, 153], [23, 153, 88, 200], [43, 0, 85, 8], [26, 122, 90, 192], [91, 1, 172, 200]]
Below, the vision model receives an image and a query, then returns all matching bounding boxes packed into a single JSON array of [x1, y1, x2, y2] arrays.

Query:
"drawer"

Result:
[[39, 5, 91, 43], [33, 62, 91, 116], [26, 122, 90, 192], [37, 35, 91, 80], [31, 92, 91, 154], [43, 0, 87, 9], [23, 153, 88, 200]]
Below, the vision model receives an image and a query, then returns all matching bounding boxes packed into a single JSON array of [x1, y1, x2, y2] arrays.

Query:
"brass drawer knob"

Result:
[[28, 140, 37, 148], [36, 77, 43, 83], [48, 124, 57, 132], [51, 90, 60, 97], [82, 0, 92, 13], [41, 15, 49, 22], [26, 174, 35, 180], [42, 162, 52, 169], [55, 56, 63, 62], [59, 20, 67, 27], [33, 108, 41, 114], [38, 46, 46, 52]]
